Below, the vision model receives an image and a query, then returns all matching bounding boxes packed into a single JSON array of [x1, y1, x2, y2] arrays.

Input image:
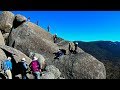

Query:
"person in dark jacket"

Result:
[[17, 58, 28, 79], [53, 49, 65, 59]]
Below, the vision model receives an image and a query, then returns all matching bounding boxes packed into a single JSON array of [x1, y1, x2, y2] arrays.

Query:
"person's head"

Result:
[[21, 58, 26, 62], [33, 56, 38, 60], [7, 57, 11, 60]]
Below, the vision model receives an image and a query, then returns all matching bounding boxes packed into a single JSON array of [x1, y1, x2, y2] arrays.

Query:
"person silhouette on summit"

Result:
[[47, 25, 50, 32], [36, 21, 39, 25]]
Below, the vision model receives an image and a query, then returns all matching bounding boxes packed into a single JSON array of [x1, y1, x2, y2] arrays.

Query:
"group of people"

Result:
[[53, 42, 78, 59], [69, 42, 78, 54], [0, 55, 46, 79]]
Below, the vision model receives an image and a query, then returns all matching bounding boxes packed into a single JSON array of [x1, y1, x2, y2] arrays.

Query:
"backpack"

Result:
[[30, 60, 40, 72], [18, 62, 28, 72]]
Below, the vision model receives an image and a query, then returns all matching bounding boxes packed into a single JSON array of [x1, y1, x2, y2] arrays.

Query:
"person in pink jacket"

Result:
[[29, 57, 41, 79]]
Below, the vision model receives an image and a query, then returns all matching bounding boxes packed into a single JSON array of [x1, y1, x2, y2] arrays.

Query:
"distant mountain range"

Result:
[[74, 41, 120, 62], [73, 41, 120, 79]]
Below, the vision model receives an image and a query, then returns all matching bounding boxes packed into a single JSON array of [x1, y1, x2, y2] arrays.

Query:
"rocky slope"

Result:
[[0, 11, 106, 79], [75, 41, 120, 79]]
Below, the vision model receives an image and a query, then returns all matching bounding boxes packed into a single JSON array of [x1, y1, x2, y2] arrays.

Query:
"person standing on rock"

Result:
[[1, 57, 12, 79], [36, 21, 39, 25], [69, 42, 71, 53], [29, 57, 41, 79], [74, 42, 78, 54], [27, 17, 30, 22], [69, 42, 74, 54], [47, 25, 50, 32], [17, 58, 28, 79], [53, 33, 57, 43]]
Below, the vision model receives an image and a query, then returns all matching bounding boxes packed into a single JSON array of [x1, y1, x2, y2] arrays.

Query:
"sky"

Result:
[[5, 11, 120, 42]]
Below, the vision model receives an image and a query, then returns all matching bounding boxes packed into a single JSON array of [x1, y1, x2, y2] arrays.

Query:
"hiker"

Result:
[[69, 42, 71, 52], [17, 58, 28, 79], [29, 57, 41, 79], [1, 57, 12, 79], [27, 17, 30, 21], [53, 34, 57, 43], [47, 25, 50, 32], [69, 42, 75, 54], [59, 49, 66, 55], [29, 52, 46, 72], [53, 49, 64, 59], [36, 21, 39, 25], [74, 42, 78, 54]]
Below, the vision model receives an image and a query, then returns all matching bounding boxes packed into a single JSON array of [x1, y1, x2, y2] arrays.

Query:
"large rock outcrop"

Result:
[[0, 11, 14, 33], [0, 11, 107, 79], [52, 52, 106, 79], [8, 22, 59, 58], [0, 45, 32, 65]]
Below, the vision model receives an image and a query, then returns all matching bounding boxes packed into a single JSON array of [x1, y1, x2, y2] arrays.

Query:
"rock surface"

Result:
[[0, 11, 14, 33], [0, 31, 5, 45], [52, 52, 106, 79], [45, 65, 61, 79], [0, 45, 32, 64], [8, 22, 59, 58], [40, 71, 55, 79], [15, 14, 27, 22]]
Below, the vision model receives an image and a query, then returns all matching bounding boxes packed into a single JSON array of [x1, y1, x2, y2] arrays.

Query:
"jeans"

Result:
[[33, 71, 41, 79]]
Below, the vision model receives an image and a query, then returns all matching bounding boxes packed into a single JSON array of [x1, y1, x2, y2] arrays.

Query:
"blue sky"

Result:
[[8, 11, 120, 41]]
